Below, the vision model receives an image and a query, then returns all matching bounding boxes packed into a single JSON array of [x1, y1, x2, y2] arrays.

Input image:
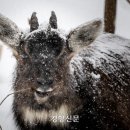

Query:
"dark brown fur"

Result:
[[0, 13, 130, 130]]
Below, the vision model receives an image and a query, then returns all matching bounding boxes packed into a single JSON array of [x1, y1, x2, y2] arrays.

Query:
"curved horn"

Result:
[[29, 12, 39, 32], [0, 13, 21, 48], [49, 11, 58, 29]]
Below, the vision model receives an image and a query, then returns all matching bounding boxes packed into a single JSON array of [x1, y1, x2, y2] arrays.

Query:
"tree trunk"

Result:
[[127, 0, 130, 4], [104, 0, 117, 33]]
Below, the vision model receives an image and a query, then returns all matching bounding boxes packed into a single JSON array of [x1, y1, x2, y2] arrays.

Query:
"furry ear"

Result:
[[67, 19, 103, 52], [0, 13, 21, 49]]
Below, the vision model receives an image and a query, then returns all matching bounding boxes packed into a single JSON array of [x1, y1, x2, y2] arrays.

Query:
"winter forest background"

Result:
[[0, 0, 130, 130]]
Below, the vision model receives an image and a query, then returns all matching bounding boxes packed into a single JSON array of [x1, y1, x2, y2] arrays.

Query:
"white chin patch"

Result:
[[34, 92, 49, 103], [22, 104, 70, 127], [34, 87, 54, 103]]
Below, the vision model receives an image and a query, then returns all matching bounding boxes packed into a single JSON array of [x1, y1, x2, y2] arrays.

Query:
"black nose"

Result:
[[36, 77, 54, 86]]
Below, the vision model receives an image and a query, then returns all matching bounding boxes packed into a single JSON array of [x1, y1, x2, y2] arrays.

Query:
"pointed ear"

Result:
[[67, 19, 103, 51], [0, 13, 21, 50]]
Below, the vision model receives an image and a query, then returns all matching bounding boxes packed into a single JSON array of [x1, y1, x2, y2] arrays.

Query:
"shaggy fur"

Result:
[[0, 13, 130, 130]]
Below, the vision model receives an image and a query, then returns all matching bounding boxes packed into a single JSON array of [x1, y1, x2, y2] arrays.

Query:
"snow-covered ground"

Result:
[[0, 0, 130, 130]]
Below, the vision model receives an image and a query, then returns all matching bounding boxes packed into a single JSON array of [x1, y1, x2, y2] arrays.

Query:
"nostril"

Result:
[[37, 78, 44, 85], [36, 78, 53, 86], [47, 79, 54, 85]]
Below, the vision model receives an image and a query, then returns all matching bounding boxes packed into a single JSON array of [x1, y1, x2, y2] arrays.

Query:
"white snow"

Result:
[[91, 72, 100, 79], [24, 23, 66, 41], [70, 33, 130, 72], [51, 28, 67, 41], [69, 33, 130, 92]]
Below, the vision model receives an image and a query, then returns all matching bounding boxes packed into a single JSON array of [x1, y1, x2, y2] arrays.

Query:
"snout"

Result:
[[35, 77, 54, 98], [36, 78, 54, 86], [35, 86, 54, 97]]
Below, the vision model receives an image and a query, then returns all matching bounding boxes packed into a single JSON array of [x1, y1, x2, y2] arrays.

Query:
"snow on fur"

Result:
[[69, 33, 130, 93], [23, 23, 66, 41]]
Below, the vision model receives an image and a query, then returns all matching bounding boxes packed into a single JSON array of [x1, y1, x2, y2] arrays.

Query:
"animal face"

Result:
[[14, 28, 73, 126], [0, 12, 104, 129], [15, 29, 68, 111], [0, 11, 102, 110]]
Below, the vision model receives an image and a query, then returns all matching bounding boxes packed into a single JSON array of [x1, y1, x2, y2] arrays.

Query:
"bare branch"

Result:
[[0, 125, 2, 130], [0, 88, 31, 130], [0, 88, 30, 106], [127, 0, 130, 4]]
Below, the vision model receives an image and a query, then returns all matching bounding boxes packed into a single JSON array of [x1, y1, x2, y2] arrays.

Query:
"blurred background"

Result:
[[0, 0, 130, 129]]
